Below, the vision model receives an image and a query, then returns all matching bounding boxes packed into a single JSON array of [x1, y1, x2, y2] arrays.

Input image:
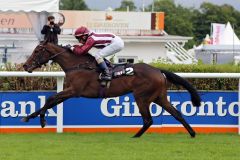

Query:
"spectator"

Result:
[[41, 16, 61, 44]]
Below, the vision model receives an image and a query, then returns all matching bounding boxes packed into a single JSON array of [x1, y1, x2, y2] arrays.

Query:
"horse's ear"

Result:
[[39, 40, 47, 45], [40, 39, 48, 45], [43, 39, 48, 45]]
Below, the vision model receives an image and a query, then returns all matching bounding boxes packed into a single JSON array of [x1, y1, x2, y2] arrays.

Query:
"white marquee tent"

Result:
[[219, 22, 240, 45], [0, 0, 59, 41], [197, 22, 240, 48], [195, 22, 240, 64]]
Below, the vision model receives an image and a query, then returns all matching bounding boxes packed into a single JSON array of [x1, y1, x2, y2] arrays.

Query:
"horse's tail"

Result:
[[160, 69, 201, 107]]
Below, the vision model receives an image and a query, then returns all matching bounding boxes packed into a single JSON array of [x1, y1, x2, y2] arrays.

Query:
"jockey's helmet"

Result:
[[74, 26, 90, 38]]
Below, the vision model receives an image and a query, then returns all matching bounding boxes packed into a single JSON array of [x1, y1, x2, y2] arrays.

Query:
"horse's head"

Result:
[[23, 42, 95, 73], [23, 42, 56, 73]]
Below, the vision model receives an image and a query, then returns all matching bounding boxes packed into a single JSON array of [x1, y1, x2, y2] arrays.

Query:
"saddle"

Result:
[[98, 59, 134, 88], [103, 59, 134, 79]]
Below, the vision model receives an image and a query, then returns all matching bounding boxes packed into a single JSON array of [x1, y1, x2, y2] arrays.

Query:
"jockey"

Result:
[[69, 26, 124, 81]]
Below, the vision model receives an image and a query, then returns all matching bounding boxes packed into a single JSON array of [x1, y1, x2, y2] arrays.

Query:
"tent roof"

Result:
[[0, 0, 59, 12], [219, 22, 240, 45]]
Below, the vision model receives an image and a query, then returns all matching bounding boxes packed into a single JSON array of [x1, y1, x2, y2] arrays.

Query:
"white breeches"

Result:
[[94, 36, 124, 61]]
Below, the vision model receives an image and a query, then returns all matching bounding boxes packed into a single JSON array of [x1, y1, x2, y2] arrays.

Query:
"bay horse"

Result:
[[22, 42, 201, 138]]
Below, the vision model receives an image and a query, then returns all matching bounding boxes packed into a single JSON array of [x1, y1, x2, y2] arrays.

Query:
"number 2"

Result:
[[125, 67, 134, 75]]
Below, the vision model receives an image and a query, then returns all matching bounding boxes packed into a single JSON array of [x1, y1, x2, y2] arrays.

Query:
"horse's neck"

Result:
[[49, 45, 95, 71]]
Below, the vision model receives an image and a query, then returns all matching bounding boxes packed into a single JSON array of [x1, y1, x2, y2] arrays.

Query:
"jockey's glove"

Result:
[[64, 44, 74, 51]]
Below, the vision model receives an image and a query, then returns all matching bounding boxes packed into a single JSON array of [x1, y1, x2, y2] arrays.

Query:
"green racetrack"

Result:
[[0, 133, 239, 160]]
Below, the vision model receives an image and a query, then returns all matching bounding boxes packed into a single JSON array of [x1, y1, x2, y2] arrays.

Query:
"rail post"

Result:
[[56, 76, 64, 133]]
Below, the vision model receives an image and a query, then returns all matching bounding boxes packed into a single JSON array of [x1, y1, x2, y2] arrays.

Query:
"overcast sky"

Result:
[[85, 0, 240, 11]]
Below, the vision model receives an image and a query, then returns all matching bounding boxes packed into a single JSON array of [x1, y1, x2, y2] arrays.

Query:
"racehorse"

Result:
[[22, 42, 201, 138]]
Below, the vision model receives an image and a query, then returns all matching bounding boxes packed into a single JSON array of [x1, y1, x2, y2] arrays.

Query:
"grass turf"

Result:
[[0, 133, 239, 160]]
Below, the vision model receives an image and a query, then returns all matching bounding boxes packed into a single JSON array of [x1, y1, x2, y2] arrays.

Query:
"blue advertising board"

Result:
[[64, 91, 239, 126], [0, 91, 239, 132]]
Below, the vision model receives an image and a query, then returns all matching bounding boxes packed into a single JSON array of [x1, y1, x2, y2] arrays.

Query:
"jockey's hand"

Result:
[[64, 44, 74, 51]]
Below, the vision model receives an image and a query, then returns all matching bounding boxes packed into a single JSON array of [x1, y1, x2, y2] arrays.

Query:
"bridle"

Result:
[[32, 45, 66, 68]]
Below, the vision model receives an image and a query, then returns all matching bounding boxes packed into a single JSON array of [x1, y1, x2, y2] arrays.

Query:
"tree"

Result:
[[147, 0, 194, 36], [147, 0, 195, 48], [115, 0, 136, 11], [193, 2, 240, 43], [60, 0, 89, 10]]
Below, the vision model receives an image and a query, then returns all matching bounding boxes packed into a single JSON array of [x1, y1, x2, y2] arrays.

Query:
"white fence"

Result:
[[0, 71, 239, 135]]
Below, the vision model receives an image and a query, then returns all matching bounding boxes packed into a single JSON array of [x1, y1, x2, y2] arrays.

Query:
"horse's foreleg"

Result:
[[22, 87, 75, 128], [154, 97, 196, 138], [39, 87, 75, 128], [133, 97, 152, 138]]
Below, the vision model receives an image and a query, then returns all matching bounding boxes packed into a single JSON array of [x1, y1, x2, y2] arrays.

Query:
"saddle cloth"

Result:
[[104, 59, 134, 79]]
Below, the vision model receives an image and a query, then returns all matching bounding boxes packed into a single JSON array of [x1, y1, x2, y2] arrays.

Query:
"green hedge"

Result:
[[0, 63, 239, 91], [0, 63, 60, 91], [151, 63, 240, 73], [150, 63, 240, 91]]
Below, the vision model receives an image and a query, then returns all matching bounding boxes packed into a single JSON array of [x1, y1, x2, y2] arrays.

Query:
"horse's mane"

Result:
[[48, 42, 96, 61]]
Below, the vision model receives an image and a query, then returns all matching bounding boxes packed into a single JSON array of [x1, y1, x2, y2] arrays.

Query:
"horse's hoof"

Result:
[[132, 135, 140, 138], [190, 132, 196, 138], [40, 120, 47, 128], [21, 117, 29, 123]]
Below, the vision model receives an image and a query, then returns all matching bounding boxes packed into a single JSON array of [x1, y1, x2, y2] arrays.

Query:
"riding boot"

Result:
[[98, 61, 112, 81]]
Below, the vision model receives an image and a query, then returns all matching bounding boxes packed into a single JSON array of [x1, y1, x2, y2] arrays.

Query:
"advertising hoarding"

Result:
[[0, 11, 164, 31], [0, 91, 239, 133]]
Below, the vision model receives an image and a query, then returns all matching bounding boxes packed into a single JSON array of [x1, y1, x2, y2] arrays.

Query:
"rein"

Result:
[[46, 48, 67, 60]]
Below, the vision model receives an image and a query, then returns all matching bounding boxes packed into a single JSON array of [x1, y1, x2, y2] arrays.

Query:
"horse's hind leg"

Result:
[[133, 97, 153, 138], [154, 97, 195, 137]]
